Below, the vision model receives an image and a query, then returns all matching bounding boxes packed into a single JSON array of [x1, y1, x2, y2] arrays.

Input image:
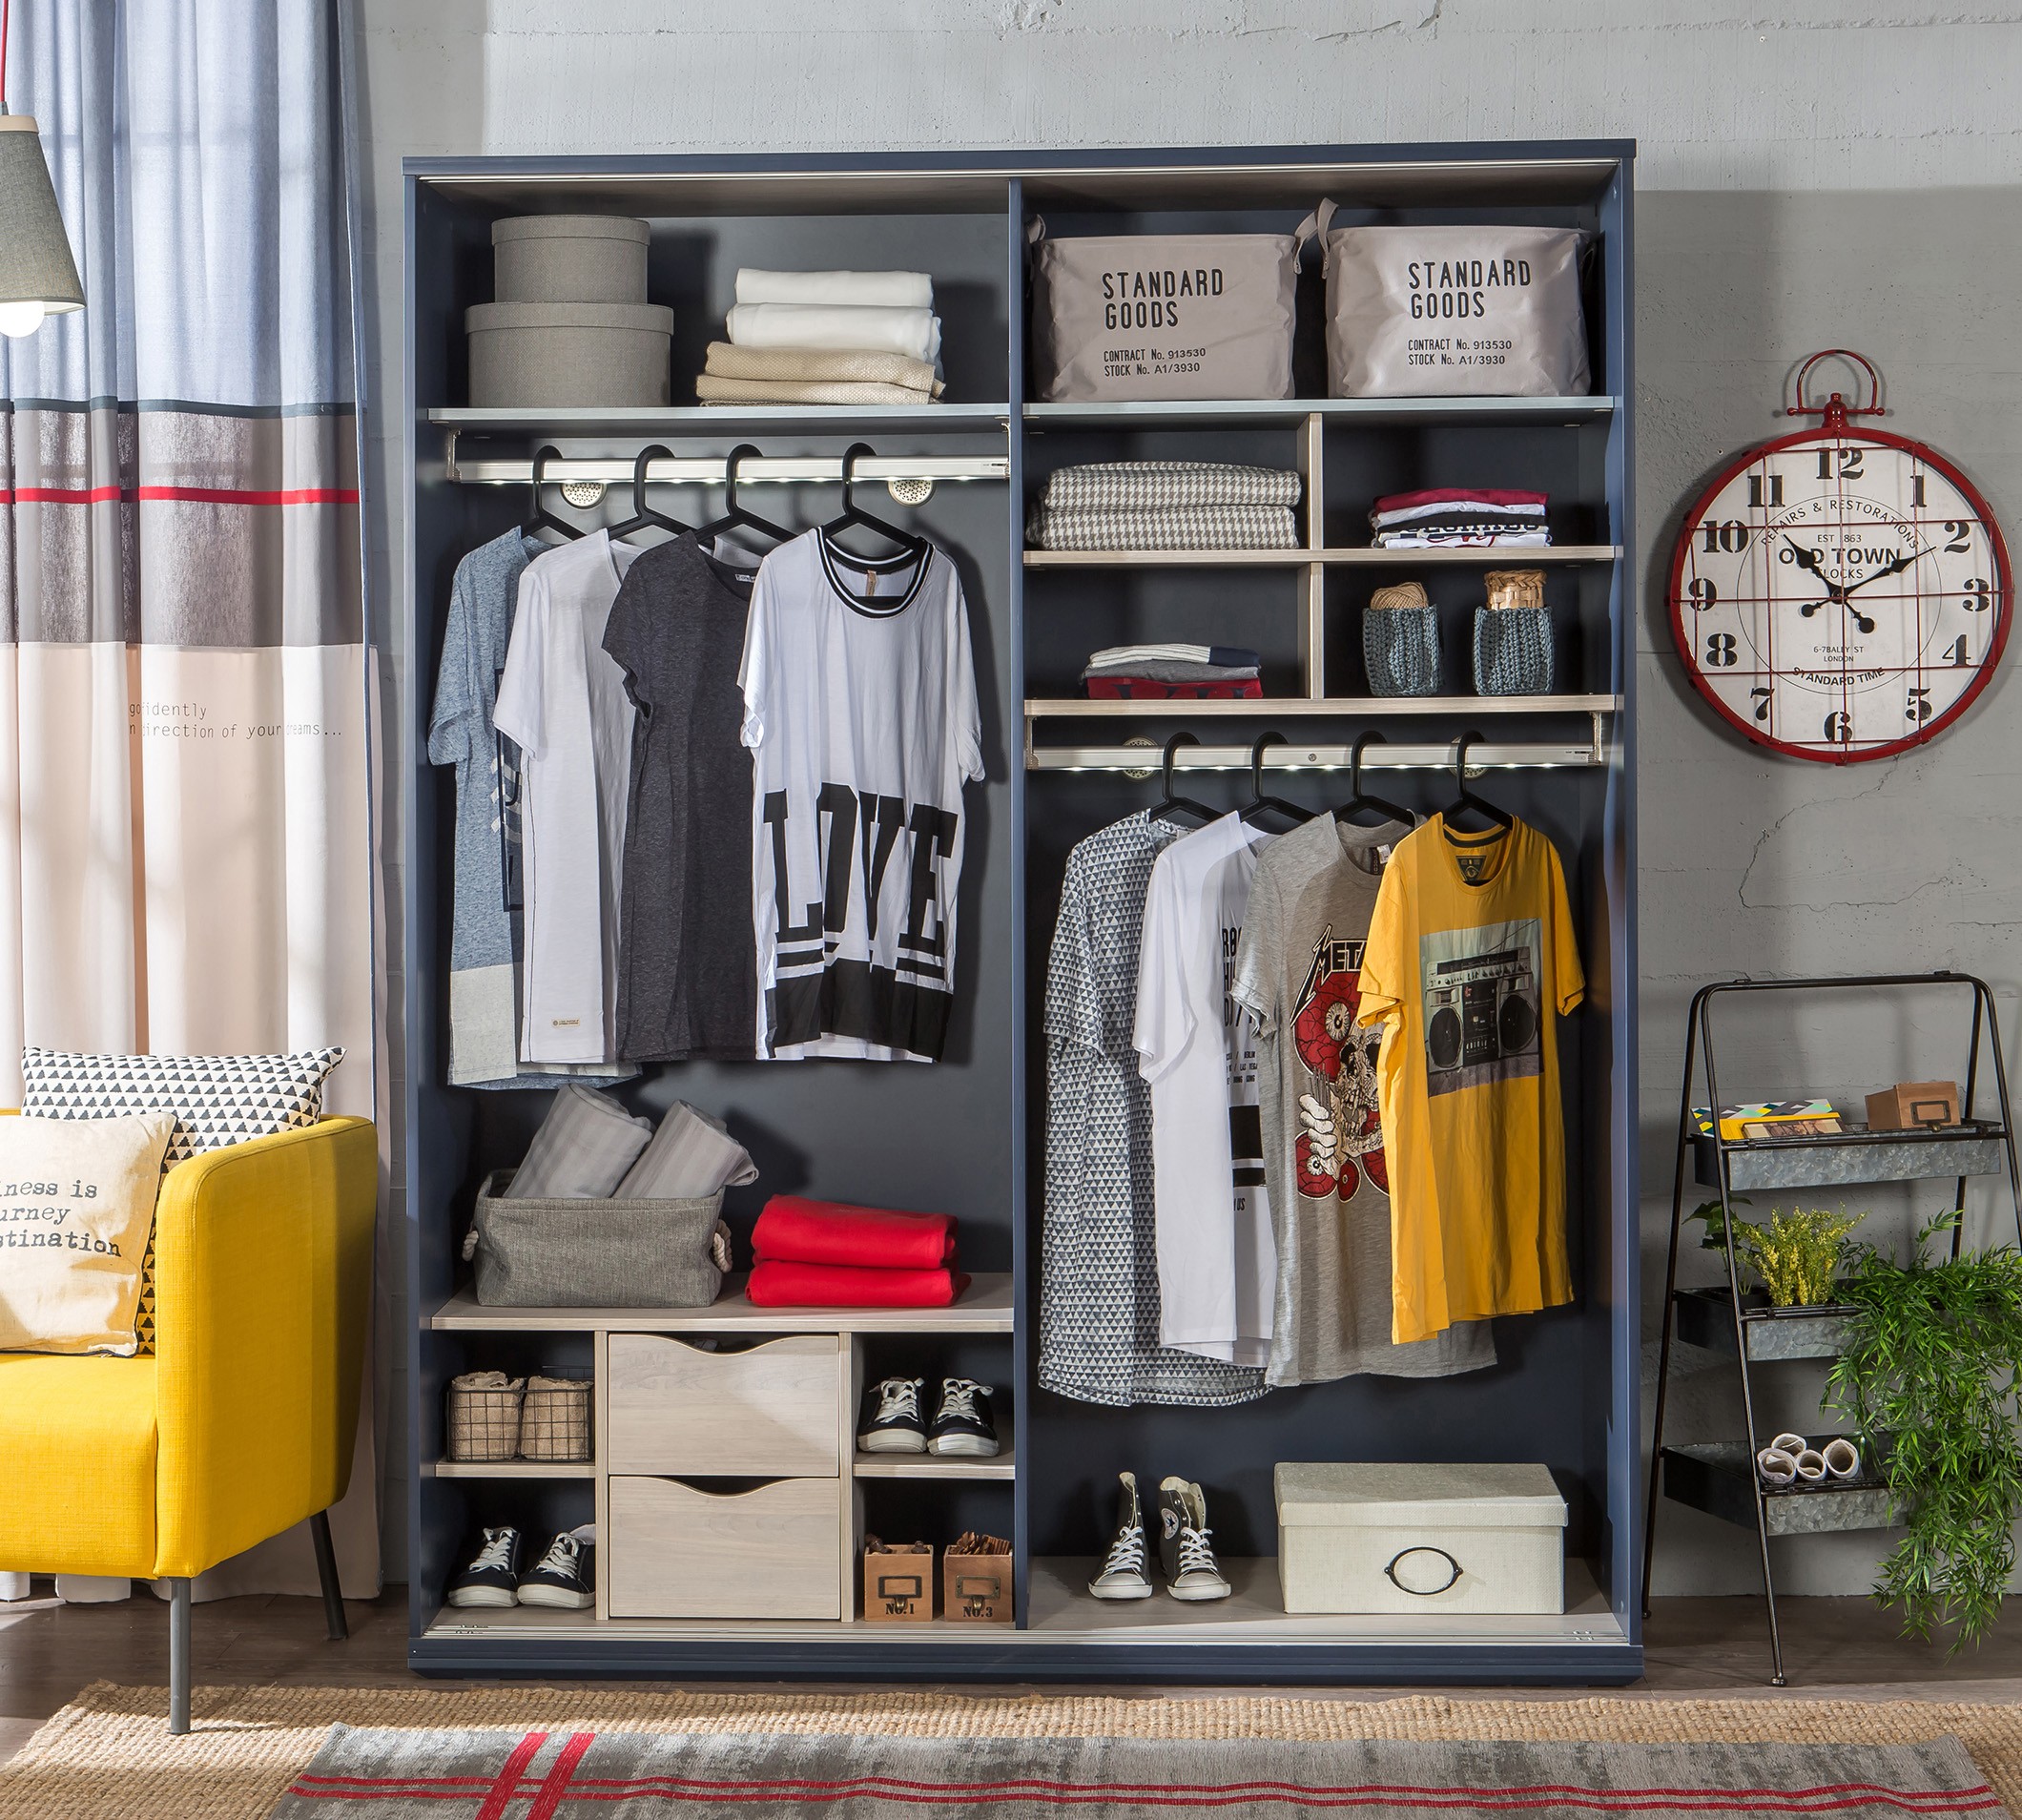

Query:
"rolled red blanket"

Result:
[[746, 1259, 969, 1309], [750, 1194, 956, 1270]]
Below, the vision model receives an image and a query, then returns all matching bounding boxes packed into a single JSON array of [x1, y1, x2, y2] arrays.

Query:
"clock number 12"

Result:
[[1817, 447, 1865, 480]]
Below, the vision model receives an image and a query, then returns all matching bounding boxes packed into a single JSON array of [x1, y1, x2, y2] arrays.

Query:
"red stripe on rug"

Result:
[[475, 1731, 550, 1820], [2, 485, 360, 505], [526, 1733, 597, 1819]]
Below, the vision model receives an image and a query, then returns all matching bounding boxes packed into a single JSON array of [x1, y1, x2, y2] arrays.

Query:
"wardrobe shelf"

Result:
[[426, 1458, 595, 1480], [1660, 1443, 1902, 1538], [852, 1447, 1018, 1480], [1024, 397, 1618, 430], [1022, 695, 1623, 719], [429, 403, 1011, 437], [1022, 546, 1622, 569], [429, 1275, 1015, 1335]]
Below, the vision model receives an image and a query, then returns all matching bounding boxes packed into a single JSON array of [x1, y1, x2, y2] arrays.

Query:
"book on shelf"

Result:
[[1692, 1100, 1838, 1143]]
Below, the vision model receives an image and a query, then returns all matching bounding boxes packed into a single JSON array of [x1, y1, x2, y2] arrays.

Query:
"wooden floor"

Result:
[[8, 1584, 2022, 1765]]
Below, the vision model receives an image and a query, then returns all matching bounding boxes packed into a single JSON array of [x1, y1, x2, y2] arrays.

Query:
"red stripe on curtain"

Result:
[[3, 485, 361, 505]]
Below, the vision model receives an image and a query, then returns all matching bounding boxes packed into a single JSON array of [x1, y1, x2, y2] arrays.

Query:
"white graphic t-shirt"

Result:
[[493, 530, 640, 1066], [738, 530, 982, 1063], [1134, 812, 1277, 1367]]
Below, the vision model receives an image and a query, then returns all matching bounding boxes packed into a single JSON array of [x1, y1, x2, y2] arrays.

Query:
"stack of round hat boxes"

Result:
[[465, 216, 673, 406]]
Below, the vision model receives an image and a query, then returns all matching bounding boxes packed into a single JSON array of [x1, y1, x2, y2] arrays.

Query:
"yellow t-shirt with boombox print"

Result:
[[1354, 815, 1583, 1344]]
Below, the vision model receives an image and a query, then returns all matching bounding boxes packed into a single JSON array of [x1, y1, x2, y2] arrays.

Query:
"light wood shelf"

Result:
[[427, 1458, 594, 1480], [852, 1446, 1017, 1481], [430, 1274, 1014, 1335], [1024, 396, 1618, 429], [1024, 546, 1621, 569], [429, 403, 1011, 436], [1023, 695, 1621, 719]]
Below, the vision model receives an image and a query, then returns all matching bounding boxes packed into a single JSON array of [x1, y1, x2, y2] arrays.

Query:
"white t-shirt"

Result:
[[1135, 812, 1278, 1366], [739, 529, 982, 1063], [493, 531, 640, 1065]]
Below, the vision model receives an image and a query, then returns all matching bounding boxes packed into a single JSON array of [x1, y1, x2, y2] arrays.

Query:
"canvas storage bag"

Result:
[[1027, 217, 1301, 403], [463, 1170, 726, 1308], [1302, 202, 1590, 399]]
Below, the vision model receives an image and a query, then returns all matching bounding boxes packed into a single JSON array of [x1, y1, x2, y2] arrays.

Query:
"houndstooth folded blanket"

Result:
[[702, 340, 942, 392], [1042, 461, 1301, 511], [697, 376, 941, 405], [1027, 503, 1300, 550]]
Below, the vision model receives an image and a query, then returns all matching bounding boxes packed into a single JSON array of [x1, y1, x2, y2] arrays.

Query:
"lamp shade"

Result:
[[0, 116, 85, 326]]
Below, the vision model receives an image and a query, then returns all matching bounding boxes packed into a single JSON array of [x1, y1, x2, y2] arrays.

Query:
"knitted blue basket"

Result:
[[1473, 606, 1554, 696], [1363, 604, 1442, 697]]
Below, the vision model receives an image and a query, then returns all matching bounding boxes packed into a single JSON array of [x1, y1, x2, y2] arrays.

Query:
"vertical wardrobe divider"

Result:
[[404, 146, 1640, 1683]]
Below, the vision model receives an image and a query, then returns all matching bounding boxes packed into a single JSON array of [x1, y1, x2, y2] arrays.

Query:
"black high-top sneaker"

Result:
[[517, 1525, 595, 1610], [1087, 1471, 1153, 1600], [856, 1375, 928, 1453], [1158, 1478, 1232, 1602], [446, 1525, 522, 1608], [927, 1377, 1000, 1457]]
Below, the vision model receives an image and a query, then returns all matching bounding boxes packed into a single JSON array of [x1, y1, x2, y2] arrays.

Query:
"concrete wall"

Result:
[[354, 1, 2022, 1595]]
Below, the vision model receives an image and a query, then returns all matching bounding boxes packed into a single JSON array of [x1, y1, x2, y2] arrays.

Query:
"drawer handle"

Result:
[[1384, 1545, 1461, 1596]]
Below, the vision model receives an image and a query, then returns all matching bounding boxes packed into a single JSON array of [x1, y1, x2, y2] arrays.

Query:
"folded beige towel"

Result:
[[696, 375, 943, 406], [526, 1375, 590, 1393], [450, 1371, 522, 1392], [704, 340, 941, 392]]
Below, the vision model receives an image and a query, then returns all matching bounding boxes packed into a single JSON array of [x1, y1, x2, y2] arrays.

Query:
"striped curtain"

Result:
[[0, 0, 378, 1595]]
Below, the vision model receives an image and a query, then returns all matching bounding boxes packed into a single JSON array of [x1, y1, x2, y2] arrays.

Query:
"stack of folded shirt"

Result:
[[696, 268, 944, 405], [1028, 462, 1301, 551], [1370, 486, 1551, 548], [1081, 642, 1264, 700], [748, 1194, 967, 1307]]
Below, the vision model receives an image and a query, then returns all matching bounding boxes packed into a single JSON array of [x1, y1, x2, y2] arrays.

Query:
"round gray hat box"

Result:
[[466, 300, 674, 407], [492, 214, 650, 304]]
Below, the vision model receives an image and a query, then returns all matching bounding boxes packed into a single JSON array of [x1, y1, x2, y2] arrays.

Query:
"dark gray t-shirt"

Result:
[[1231, 813, 1496, 1385], [602, 534, 759, 1061]]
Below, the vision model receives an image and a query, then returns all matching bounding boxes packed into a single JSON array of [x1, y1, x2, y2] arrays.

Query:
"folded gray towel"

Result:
[[507, 1084, 652, 1199], [614, 1101, 760, 1200]]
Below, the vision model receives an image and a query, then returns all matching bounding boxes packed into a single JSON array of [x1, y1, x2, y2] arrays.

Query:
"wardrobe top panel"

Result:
[[404, 142, 1633, 219]]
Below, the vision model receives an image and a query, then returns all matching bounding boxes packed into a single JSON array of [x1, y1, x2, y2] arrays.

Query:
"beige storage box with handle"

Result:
[[1274, 1461, 1566, 1615]]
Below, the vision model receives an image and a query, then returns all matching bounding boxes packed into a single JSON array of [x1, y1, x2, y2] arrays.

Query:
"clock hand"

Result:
[[1838, 549, 1918, 597], [1788, 546, 1846, 617]]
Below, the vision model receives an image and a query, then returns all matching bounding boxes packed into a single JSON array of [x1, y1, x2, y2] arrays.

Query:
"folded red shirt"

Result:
[[1084, 676, 1263, 699], [750, 1194, 957, 1270], [747, 1260, 969, 1309]]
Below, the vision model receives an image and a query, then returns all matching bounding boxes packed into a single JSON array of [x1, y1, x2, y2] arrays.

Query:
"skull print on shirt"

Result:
[[1290, 929, 1387, 1202]]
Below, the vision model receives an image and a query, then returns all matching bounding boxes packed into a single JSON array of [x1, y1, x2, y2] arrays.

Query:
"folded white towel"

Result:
[[725, 301, 941, 365], [615, 1101, 759, 1201], [735, 268, 933, 309], [507, 1083, 652, 1199]]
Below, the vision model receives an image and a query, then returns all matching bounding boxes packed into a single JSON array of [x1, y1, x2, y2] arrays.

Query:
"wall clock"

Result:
[[1668, 349, 2011, 763]]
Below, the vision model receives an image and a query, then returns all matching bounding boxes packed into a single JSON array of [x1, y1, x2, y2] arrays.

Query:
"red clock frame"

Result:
[[1667, 404, 2012, 766]]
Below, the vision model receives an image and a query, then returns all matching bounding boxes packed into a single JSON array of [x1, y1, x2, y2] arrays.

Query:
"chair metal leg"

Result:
[[167, 1577, 191, 1735], [309, 1509, 348, 1643]]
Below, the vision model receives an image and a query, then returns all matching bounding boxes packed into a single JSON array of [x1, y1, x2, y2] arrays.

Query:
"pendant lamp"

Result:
[[0, 0, 85, 338]]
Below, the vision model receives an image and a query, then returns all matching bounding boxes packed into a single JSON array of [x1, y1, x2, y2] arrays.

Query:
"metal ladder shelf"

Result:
[[1641, 971, 2022, 1685]]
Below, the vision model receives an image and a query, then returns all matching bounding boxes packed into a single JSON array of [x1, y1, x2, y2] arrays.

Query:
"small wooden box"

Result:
[[1866, 1082, 1961, 1130], [942, 1552, 1012, 1623], [862, 1544, 935, 1622]]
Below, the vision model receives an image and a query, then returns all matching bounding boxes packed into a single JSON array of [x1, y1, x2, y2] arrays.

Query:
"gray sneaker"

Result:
[[1159, 1477, 1231, 1602], [1087, 1471, 1153, 1600]]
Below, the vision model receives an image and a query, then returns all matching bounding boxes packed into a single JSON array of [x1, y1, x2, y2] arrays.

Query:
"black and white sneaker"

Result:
[[928, 1377, 1000, 1457], [1158, 1478, 1231, 1602], [517, 1525, 595, 1610], [857, 1375, 928, 1454], [1087, 1471, 1153, 1600], [446, 1525, 521, 1608]]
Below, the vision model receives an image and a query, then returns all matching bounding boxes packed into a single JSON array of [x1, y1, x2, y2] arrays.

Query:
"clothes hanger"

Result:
[[605, 445, 691, 542], [696, 444, 794, 548], [1241, 733, 1313, 827], [1334, 731, 1415, 828], [522, 445, 584, 543], [1439, 730, 1514, 834], [1150, 732, 1218, 827], [820, 442, 928, 562]]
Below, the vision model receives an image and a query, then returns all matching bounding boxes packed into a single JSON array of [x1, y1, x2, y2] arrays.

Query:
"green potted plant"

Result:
[[1826, 1210, 2022, 1648], [1689, 1198, 1863, 1309]]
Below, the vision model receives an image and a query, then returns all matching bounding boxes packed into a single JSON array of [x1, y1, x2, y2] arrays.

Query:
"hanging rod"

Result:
[[444, 445, 1008, 486], [1024, 739, 1611, 774]]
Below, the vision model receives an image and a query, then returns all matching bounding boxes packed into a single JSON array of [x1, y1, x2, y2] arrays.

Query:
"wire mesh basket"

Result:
[[445, 1380, 526, 1462], [518, 1378, 593, 1462]]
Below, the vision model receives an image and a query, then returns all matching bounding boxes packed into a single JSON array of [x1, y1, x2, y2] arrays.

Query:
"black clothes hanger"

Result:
[[696, 444, 794, 548], [821, 442, 928, 562], [1150, 732, 1218, 827], [1241, 733, 1313, 827], [1334, 732, 1415, 829], [522, 445, 584, 543], [1439, 730, 1514, 833], [606, 445, 691, 542]]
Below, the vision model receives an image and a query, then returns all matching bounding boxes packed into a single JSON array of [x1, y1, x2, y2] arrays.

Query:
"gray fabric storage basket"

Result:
[[466, 1169, 724, 1308], [1027, 217, 1301, 403], [1304, 203, 1591, 399], [493, 215, 650, 304], [465, 301, 673, 407], [1364, 604, 1442, 696], [1474, 607, 1555, 696]]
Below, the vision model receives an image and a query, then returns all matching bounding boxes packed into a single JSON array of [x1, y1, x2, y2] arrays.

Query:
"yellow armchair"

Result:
[[0, 1115, 376, 1731]]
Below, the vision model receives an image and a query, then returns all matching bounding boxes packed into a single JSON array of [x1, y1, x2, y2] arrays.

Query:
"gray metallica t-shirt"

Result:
[[1231, 813, 1496, 1386], [602, 533, 760, 1061]]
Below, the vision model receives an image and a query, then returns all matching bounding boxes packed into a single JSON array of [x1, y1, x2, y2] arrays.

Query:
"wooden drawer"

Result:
[[607, 1476, 841, 1619], [607, 1333, 840, 1477]]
